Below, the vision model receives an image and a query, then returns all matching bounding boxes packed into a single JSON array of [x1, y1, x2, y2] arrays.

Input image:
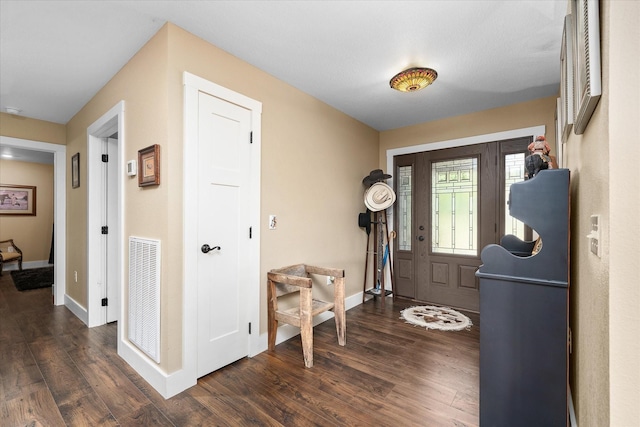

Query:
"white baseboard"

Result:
[[64, 294, 88, 326], [2, 260, 51, 272], [122, 291, 367, 399], [569, 385, 578, 427], [118, 339, 196, 399]]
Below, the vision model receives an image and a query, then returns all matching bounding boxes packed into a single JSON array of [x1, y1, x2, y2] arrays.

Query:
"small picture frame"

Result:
[[71, 153, 80, 189], [0, 184, 36, 216], [138, 144, 160, 187]]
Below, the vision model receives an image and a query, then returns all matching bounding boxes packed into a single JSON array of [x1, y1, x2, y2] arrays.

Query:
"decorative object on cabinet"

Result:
[[267, 264, 346, 368], [0, 185, 36, 215], [0, 239, 23, 274], [138, 144, 160, 187], [476, 169, 570, 427], [71, 153, 80, 188], [560, 14, 574, 142], [572, 0, 601, 134]]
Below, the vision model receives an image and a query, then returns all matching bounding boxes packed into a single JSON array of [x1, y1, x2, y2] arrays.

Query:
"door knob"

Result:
[[417, 236, 425, 241], [201, 244, 221, 253]]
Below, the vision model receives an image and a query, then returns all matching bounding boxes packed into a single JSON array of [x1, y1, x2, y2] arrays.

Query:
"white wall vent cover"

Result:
[[128, 236, 161, 363]]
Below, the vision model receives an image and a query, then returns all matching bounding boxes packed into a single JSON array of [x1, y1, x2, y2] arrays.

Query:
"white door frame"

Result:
[[183, 72, 262, 387], [86, 101, 125, 327], [0, 136, 66, 305]]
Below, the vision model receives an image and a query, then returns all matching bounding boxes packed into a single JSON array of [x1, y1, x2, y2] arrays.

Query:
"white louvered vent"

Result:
[[128, 236, 161, 363]]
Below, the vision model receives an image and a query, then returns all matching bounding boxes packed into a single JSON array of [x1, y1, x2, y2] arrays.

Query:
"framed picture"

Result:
[[560, 14, 574, 143], [572, 0, 601, 134], [71, 152, 80, 189], [138, 144, 160, 187], [0, 184, 36, 216]]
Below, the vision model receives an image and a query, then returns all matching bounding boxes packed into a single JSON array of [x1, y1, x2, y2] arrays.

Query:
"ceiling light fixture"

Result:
[[389, 67, 438, 92]]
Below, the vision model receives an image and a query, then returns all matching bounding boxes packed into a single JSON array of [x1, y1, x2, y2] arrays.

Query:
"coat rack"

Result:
[[361, 209, 395, 309], [359, 170, 397, 310]]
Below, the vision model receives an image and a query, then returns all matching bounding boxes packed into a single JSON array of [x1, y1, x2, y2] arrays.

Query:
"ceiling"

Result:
[[1, 0, 565, 134]]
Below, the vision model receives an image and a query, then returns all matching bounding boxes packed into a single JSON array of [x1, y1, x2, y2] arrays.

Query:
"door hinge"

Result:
[[249, 226, 252, 239], [249, 131, 253, 144], [102, 154, 109, 162], [249, 322, 252, 334], [101, 226, 108, 234], [101, 298, 108, 306]]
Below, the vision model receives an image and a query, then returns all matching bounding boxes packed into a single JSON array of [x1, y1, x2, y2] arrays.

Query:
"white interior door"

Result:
[[104, 137, 119, 323], [196, 91, 252, 377]]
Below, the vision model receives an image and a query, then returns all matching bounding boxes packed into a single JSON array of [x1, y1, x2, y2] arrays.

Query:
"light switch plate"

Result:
[[588, 215, 601, 257]]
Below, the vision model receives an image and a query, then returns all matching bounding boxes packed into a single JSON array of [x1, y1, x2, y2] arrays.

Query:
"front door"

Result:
[[196, 91, 252, 377], [394, 137, 530, 311]]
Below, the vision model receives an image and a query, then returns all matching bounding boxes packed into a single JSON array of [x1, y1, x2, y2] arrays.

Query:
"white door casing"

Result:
[[0, 136, 66, 306], [184, 72, 262, 386]]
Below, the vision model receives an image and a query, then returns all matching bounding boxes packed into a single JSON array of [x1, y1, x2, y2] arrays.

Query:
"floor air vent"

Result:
[[128, 236, 161, 363]]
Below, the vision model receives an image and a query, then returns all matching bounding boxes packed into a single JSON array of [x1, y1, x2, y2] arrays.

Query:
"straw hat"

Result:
[[364, 182, 396, 212]]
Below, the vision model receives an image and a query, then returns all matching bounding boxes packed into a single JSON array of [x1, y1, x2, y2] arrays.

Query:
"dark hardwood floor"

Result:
[[0, 271, 479, 426]]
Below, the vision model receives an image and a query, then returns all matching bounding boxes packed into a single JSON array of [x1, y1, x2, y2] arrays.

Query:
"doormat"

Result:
[[11, 266, 53, 291], [400, 305, 472, 331]]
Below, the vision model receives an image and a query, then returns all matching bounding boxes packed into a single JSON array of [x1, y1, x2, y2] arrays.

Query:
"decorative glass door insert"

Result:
[[431, 157, 478, 255]]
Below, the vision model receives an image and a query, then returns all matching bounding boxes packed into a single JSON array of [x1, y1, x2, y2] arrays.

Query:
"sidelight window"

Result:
[[397, 165, 412, 251]]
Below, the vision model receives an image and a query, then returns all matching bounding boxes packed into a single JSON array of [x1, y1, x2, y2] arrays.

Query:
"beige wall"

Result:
[[608, 2, 640, 425], [0, 112, 66, 144], [0, 160, 54, 263], [65, 23, 379, 373], [64, 23, 172, 361], [380, 96, 557, 165], [564, 1, 639, 426]]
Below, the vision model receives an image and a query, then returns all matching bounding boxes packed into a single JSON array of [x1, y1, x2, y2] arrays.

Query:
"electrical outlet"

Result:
[[74, 271, 78, 282], [269, 215, 277, 230]]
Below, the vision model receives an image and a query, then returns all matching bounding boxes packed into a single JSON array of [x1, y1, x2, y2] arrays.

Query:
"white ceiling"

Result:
[[0, 0, 566, 133]]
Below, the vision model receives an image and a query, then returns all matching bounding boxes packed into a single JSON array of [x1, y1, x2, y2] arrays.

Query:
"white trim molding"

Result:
[[385, 126, 546, 184], [0, 136, 66, 306], [86, 101, 125, 328]]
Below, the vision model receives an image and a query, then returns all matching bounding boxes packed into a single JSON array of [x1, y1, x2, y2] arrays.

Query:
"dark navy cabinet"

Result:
[[476, 169, 570, 427]]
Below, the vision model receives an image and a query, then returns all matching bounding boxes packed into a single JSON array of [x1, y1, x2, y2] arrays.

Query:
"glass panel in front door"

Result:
[[397, 165, 412, 251], [431, 157, 478, 256]]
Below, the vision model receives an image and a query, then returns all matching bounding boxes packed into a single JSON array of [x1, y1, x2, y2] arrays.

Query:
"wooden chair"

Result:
[[267, 264, 346, 368], [0, 239, 23, 275]]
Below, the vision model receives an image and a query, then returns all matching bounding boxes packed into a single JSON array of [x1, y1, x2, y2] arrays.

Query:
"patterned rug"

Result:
[[400, 305, 472, 331], [11, 266, 54, 291]]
